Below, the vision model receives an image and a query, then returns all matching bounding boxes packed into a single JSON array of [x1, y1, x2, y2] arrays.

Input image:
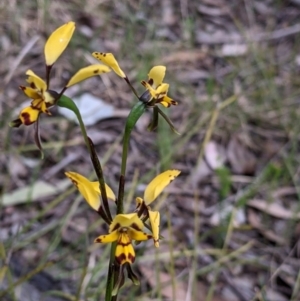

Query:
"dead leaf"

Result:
[[198, 4, 230, 16], [191, 141, 226, 184], [227, 134, 257, 175], [139, 265, 187, 300], [247, 199, 300, 220], [161, 50, 207, 64], [1, 179, 70, 206], [247, 209, 287, 245], [210, 205, 246, 227], [139, 266, 230, 301], [8, 155, 27, 178], [219, 44, 248, 57]]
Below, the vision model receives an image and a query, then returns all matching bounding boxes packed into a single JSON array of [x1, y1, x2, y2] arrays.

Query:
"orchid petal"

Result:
[[94, 230, 119, 243], [148, 66, 166, 88], [44, 22, 75, 66], [26, 70, 47, 92], [109, 213, 144, 233], [92, 52, 126, 78], [144, 170, 181, 204], [148, 210, 160, 247], [127, 228, 152, 242], [66, 64, 111, 87], [115, 233, 135, 265], [160, 95, 178, 108], [19, 106, 40, 125], [20, 86, 40, 99], [65, 171, 115, 211]]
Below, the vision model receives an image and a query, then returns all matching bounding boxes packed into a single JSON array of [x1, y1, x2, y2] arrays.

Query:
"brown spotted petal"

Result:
[[65, 64, 111, 88], [92, 52, 126, 78], [20, 86, 40, 99], [147, 66, 166, 88], [144, 170, 181, 204], [115, 232, 136, 265], [26, 70, 47, 92], [159, 95, 178, 108], [94, 229, 119, 243], [108, 213, 144, 233], [19, 106, 40, 126], [65, 171, 116, 212]]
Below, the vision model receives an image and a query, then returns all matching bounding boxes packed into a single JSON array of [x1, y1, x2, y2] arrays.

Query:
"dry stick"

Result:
[[249, 241, 300, 301], [166, 209, 176, 301], [196, 240, 254, 276], [291, 269, 300, 301], [205, 208, 238, 301], [189, 190, 201, 301], [190, 95, 237, 186], [75, 235, 89, 301], [0, 261, 54, 299], [4, 35, 39, 84], [186, 95, 237, 301]]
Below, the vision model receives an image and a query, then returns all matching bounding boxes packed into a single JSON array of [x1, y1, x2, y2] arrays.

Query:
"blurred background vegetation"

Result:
[[1, 0, 300, 300]]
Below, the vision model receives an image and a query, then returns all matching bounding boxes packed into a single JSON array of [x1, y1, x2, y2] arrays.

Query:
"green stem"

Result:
[[88, 137, 112, 222], [117, 101, 146, 214], [105, 242, 117, 301], [124, 77, 140, 100], [57, 96, 111, 221], [57, 96, 91, 155], [157, 107, 180, 135]]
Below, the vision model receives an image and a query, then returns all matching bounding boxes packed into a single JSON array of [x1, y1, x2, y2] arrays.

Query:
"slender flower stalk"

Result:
[[117, 102, 147, 213]]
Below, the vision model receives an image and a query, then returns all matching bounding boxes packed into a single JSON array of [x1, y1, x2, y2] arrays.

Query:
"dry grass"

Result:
[[1, 1, 300, 301]]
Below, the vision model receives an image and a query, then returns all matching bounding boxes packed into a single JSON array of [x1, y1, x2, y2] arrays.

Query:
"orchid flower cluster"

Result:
[[10, 22, 180, 299]]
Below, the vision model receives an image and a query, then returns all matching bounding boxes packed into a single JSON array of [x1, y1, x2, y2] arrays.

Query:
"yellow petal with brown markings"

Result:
[[148, 66, 166, 88], [92, 52, 126, 78], [19, 106, 40, 125], [65, 64, 111, 87], [109, 213, 144, 233], [26, 70, 47, 92], [115, 233, 135, 265], [144, 170, 181, 204], [65, 171, 115, 211], [20, 86, 40, 99], [148, 210, 160, 247], [94, 230, 119, 243]]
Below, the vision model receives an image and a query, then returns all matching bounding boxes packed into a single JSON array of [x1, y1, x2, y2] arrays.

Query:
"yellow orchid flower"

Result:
[[141, 66, 178, 108], [65, 170, 180, 250], [10, 22, 74, 128], [9, 69, 58, 128], [9, 22, 112, 154], [136, 170, 181, 247], [65, 171, 116, 211], [65, 171, 153, 265], [10, 70, 58, 127], [44, 21, 75, 66], [22, 70, 56, 114], [95, 213, 152, 265]]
